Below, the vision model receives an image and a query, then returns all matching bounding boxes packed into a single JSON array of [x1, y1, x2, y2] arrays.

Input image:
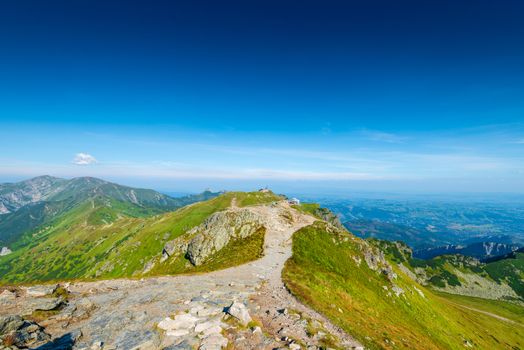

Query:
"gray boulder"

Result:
[[225, 301, 252, 326], [0, 315, 50, 348], [0, 315, 24, 335], [22, 297, 64, 315], [186, 210, 264, 266]]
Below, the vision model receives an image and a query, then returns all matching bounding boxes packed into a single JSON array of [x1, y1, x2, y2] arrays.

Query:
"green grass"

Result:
[[282, 222, 524, 350], [147, 226, 266, 275], [232, 190, 283, 207], [433, 291, 524, 325], [0, 191, 276, 285], [293, 203, 321, 217]]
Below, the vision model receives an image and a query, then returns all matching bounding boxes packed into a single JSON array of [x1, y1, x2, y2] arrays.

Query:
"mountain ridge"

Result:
[[0, 176, 218, 246], [413, 241, 521, 261]]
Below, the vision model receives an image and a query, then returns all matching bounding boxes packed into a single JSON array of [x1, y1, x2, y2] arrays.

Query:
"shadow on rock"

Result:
[[33, 329, 81, 350]]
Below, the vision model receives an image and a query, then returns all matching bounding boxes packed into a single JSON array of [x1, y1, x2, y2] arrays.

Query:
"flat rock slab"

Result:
[[22, 284, 57, 297], [22, 297, 63, 315]]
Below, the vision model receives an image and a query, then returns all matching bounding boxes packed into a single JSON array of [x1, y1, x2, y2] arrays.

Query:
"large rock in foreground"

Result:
[[225, 301, 252, 326], [186, 209, 264, 266]]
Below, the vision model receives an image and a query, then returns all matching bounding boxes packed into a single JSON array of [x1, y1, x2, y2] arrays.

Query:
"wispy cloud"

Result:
[[0, 160, 381, 181], [359, 130, 407, 144], [73, 153, 97, 165]]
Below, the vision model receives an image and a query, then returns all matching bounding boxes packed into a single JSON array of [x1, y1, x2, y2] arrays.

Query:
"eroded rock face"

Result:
[[362, 245, 399, 281], [0, 315, 50, 348], [186, 210, 264, 266], [161, 237, 190, 263], [363, 246, 387, 271]]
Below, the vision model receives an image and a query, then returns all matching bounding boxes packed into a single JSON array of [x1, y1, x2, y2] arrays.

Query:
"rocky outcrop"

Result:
[[160, 236, 190, 263], [149, 208, 266, 271], [363, 245, 397, 280], [0, 247, 11, 256], [0, 315, 50, 348], [313, 207, 345, 231], [186, 209, 264, 266]]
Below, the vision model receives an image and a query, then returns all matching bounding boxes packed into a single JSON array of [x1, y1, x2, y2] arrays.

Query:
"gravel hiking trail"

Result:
[[1, 200, 363, 349]]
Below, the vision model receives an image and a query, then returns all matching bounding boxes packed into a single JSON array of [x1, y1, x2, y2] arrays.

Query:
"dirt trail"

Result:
[[1, 201, 363, 349], [448, 301, 521, 326]]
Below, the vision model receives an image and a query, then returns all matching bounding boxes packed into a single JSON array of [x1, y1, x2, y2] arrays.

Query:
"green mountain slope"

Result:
[[0, 176, 216, 245], [0, 191, 281, 284], [283, 221, 524, 350], [372, 240, 524, 303]]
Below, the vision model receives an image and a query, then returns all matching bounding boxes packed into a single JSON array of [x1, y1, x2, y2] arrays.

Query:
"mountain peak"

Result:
[[31, 175, 59, 180], [25, 175, 63, 184], [68, 176, 108, 186]]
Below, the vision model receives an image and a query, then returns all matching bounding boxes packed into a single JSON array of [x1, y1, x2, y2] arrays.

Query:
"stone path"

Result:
[[1, 201, 363, 349]]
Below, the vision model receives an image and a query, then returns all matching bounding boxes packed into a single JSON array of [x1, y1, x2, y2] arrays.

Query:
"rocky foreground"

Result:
[[1, 202, 363, 350]]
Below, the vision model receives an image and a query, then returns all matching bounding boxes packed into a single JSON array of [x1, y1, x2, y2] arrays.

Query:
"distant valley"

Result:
[[305, 196, 524, 262]]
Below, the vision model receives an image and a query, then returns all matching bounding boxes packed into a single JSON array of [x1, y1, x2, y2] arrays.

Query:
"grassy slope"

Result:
[[0, 191, 280, 284], [283, 222, 524, 350], [433, 291, 524, 325]]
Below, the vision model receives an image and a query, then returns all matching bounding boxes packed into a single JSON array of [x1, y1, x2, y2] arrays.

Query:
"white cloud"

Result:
[[73, 153, 97, 165]]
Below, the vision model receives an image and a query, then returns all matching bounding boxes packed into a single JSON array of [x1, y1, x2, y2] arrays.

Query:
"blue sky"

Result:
[[1, 0, 524, 194]]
